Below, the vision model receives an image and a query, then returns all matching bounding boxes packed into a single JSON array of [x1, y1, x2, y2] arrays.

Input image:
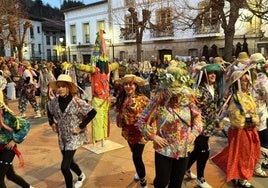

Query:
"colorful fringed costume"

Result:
[[74, 30, 119, 144]]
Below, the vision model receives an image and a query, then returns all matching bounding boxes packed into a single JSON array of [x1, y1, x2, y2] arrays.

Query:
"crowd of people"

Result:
[[0, 52, 268, 188]]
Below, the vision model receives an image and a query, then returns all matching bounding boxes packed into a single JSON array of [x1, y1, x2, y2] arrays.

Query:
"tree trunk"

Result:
[[224, 30, 235, 62], [17, 45, 23, 62], [136, 30, 143, 62], [136, 41, 142, 62]]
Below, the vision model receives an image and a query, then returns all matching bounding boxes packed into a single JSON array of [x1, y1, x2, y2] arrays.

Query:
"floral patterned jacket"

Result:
[[116, 95, 150, 144], [136, 95, 203, 159], [49, 97, 94, 150], [197, 85, 219, 136]]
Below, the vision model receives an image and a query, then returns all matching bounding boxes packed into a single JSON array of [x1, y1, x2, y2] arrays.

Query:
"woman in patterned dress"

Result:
[[47, 74, 96, 188], [113, 74, 150, 188], [136, 66, 203, 188]]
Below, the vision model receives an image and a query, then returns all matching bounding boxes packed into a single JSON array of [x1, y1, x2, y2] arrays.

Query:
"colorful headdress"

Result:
[[158, 65, 195, 96]]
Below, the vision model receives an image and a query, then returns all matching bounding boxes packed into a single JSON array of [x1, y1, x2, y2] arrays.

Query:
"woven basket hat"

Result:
[[237, 52, 250, 63], [227, 65, 255, 89], [48, 74, 78, 92], [116, 74, 145, 86]]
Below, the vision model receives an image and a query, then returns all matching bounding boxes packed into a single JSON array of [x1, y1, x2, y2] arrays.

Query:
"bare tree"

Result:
[[116, 0, 175, 62], [173, 0, 268, 61], [117, 0, 268, 62], [0, 0, 32, 61]]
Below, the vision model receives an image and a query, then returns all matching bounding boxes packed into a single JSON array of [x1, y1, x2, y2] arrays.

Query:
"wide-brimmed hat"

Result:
[[116, 74, 145, 86], [250, 53, 265, 64], [49, 74, 78, 91], [227, 64, 255, 88], [237, 52, 250, 63], [214, 57, 231, 65]]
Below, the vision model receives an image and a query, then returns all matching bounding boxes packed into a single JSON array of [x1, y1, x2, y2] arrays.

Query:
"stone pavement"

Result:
[[5, 99, 267, 188]]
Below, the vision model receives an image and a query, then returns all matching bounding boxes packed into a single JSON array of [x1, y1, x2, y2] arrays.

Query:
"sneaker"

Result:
[[134, 173, 140, 181], [262, 162, 268, 169], [20, 113, 26, 118], [34, 111, 41, 118], [74, 172, 86, 188], [185, 170, 197, 179], [254, 169, 268, 177], [238, 179, 254, 188], [140, 177, 147, 188], [195, 177, 212, 188]]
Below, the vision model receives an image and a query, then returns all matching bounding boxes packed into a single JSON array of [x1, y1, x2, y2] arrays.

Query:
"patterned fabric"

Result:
[[0, 104, 31, 144], [211, 128, 260, 182], [116, 95, 150, 144], [49, 97, 93, 150], [136, 95, 203, 159], [196, 84, 219, 136]]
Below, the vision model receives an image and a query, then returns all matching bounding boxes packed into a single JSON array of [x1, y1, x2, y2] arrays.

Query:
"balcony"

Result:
[[194, 23, 222, 38], [150, 29, 174, 41]]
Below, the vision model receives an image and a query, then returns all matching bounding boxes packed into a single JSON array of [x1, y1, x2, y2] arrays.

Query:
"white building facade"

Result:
[[63, 0, 268, 64]]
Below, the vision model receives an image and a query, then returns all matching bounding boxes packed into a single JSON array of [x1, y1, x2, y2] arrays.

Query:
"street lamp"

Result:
[[59, 37, 64, 62]]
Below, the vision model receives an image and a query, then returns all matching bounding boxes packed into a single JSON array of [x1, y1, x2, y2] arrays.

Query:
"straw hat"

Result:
[[49, 74, 78, 91], [214, 57, 230, 65], [116, 74, 145, 86], [236, 52, 250, 63], [227, 65, 254, 88], [250, 53, 265, 64]]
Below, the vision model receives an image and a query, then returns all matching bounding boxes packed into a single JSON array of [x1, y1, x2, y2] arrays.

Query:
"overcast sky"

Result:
[[42, 0, 101, 8]]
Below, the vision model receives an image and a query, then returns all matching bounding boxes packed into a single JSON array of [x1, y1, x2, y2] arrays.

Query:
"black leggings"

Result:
[[187, 135, 210, 178], [0, 148, 30, 188], [154, 151, 189, 188], [128, 143, 146, 179], [61, 150, 82, 188]]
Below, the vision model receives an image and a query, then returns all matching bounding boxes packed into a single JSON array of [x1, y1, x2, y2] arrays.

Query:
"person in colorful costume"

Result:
[[74, 30, 119, 144], [211, 65, 260, 188], [135, 64, 203, 188], [47, 74, 97, 188], [0, 77, 33, 188], [113, 74, 150, 188], [250, 53, 268, 177], [18, 61, 41, 118], [186, 63, 224, 188]]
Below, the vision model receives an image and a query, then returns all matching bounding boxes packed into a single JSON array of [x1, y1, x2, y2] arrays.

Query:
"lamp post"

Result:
[[59, 37, 64, 62]]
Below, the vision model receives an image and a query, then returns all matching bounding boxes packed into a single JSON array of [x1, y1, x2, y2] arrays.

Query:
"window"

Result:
[[53, 36, 56, 45], [31, 44, 35, 56], [83, 23, 90, 43], [47, 49, 51, 61], [126, 15, 135, 33], [38, 44, 41, 54], [195, 1, 220, 34], [70, 25, 77, 44], [156, 8, 172, 25], [37, 26, 40, 33], [97, 20, 105, 32], [30, 27, 34, 39], [46, 36, 51, 45]]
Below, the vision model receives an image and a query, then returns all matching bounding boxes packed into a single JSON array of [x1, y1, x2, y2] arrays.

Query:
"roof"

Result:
[[62, 0, 108, 13]]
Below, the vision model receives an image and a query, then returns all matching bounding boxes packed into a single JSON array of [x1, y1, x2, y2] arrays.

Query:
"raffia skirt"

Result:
[[211, 127, 260, 182]]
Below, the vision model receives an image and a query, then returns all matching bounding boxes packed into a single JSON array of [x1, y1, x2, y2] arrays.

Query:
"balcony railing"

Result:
[[150, 29, 174, 38], [194, 23, 221, 35]]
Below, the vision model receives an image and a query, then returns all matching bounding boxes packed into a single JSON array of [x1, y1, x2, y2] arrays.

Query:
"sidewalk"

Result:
[[5, 99, 266, 188]]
